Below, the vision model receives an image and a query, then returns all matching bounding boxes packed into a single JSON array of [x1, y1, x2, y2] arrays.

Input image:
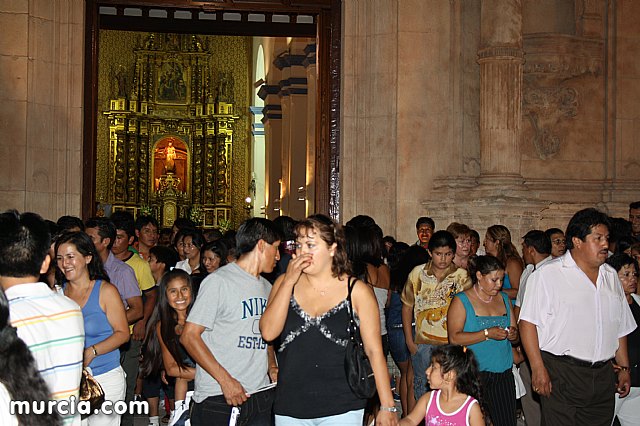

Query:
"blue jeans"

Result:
[[411, 344, 436, 399], [275, 409, 365, 425]]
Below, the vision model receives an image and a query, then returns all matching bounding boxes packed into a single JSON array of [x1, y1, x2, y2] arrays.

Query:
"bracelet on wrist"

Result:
[[484, 328, 489, 340], [91, 345, 98, 356], [379, 406, 398, 413], [618, 366, 630, 372]]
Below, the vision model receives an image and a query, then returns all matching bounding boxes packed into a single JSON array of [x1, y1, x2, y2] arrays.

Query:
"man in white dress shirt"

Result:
[[520, 208, 637, 426], [514, 229, 552, 426]]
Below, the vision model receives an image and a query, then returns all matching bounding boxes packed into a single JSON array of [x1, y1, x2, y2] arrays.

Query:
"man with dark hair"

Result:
[[520, 208, 637, 426], [56, 214, 85, 232], [515, 230, 552, 316], [0, 210, 84, 426], [629, 201, 640, 241], [401, 230, 471, 399], [148, 245, 180, 282], [109, 213, 157, 426], [545, 227, 566, 258], [85, 217, 142, 325], [415, 216, 435, 250], [135, 215, 159, 260], [181, 218, 282, 425], [514, 230, 552, 426], [171, 217, 197, 243]]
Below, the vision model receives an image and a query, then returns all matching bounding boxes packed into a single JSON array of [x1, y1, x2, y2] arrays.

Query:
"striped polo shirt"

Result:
[[6, 282, 85, 426]]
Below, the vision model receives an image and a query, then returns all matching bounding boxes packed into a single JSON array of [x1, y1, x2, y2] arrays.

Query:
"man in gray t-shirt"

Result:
[[181, 218, 282, 426]]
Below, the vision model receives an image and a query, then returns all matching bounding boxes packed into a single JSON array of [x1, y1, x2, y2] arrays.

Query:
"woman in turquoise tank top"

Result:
[[56, 232, 130, 426], [447, 255, 518, 426]]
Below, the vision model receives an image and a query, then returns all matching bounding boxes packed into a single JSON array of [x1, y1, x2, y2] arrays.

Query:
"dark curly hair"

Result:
[[0, 290, 61, 426], [295, 214, 351, 277]]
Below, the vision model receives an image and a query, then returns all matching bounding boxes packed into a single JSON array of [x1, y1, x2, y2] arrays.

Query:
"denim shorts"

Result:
[[388, 327, 410, 364]]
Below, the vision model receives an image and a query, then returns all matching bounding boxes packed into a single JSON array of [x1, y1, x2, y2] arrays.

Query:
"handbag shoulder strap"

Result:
[[346, 277, 358, 337]]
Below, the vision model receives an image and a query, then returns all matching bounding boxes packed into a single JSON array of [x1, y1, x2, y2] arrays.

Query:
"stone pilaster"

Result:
[[478, 0, 525, 186]]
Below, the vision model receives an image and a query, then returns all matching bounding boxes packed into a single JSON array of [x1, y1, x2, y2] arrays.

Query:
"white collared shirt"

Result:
[[519, 251, 636, 362], [515, 255, 552, 308]]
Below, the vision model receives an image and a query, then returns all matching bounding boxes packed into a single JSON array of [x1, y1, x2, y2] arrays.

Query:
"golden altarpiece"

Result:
[[100, 33, 240, 228]]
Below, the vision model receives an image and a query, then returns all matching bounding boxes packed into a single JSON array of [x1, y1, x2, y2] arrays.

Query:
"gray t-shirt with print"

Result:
[[187, 262, 272, 403]]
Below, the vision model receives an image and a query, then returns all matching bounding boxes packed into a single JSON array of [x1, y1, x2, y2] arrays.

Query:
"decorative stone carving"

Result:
[[523, 34, 603, 79], [523, 85, 578, 159]]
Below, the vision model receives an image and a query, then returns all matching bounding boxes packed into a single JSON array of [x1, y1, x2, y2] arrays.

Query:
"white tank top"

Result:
[[373, 287, 388, 335]]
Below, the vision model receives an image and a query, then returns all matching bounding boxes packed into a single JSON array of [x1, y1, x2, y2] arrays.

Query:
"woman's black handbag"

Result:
[[344, 277, 377, 399]]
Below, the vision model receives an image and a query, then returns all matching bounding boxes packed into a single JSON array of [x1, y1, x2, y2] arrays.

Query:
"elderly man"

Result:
[[520, 208, 637, 425]]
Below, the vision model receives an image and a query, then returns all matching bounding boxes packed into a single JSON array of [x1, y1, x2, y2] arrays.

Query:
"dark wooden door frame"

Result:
[[83, 0, 342, 220]]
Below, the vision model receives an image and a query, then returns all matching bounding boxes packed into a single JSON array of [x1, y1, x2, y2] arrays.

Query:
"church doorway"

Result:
[[83, 0, 341, 228]]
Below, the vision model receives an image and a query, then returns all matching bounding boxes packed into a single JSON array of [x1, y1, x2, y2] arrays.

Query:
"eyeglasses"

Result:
[[552, 239, 566, 245], [620, 272, 639, 279]]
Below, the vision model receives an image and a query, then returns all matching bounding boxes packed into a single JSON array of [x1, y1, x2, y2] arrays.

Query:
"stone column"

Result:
[[304, 43, 316, 217], [478, 0, 524, 183]]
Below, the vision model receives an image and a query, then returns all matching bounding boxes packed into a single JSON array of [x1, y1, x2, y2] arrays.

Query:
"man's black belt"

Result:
[[543, 351, 613, 369]]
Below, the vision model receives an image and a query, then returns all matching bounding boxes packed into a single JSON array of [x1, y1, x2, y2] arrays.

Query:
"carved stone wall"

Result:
[[342, 0, 640, 244]]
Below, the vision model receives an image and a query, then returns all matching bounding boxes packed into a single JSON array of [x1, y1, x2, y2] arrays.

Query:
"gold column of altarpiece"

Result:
[[102, 33, 238, 228]]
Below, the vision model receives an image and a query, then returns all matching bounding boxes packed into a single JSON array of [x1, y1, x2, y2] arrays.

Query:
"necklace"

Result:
[[473, 284, 493, 303], [314, 286, 330, 296]]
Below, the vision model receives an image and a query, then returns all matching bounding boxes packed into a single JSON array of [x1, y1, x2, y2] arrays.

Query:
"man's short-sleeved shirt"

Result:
[[401, 262, 471, 345], [104, 251, 141, 307], [186, 262, 272, 403], [6, 282, 85, 426], [124, 252, 155, 292], [519, 250, 637, 362]]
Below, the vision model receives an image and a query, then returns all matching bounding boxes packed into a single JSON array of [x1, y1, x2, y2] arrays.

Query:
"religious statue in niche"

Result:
[[157, 62, 187, 102], [154, 137, 187, 192]]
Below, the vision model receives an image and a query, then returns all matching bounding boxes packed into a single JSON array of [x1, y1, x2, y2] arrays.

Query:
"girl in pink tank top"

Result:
[[400, 345, 485, 426]]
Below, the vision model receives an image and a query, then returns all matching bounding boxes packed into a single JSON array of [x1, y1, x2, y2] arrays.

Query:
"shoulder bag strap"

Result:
[[346, 277, 358, 338]]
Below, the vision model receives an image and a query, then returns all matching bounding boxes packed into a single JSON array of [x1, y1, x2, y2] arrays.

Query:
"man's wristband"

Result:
[[379, 406, 398, 413]]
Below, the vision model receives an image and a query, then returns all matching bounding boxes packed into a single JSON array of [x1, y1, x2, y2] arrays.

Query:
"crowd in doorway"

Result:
[[1, 202, 639, 426]]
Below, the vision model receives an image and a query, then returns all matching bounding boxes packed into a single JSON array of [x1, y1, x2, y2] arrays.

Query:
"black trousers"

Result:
[[540, 352, 616, 426], [480, 369, 516, 426], [190, 389, 274, 426]]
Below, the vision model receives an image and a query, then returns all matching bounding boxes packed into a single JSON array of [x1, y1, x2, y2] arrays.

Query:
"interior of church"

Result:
[[1, 0, 639, 242]]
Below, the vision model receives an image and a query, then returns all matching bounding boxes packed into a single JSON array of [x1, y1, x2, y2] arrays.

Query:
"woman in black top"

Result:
[[260, 214, 398, 426]]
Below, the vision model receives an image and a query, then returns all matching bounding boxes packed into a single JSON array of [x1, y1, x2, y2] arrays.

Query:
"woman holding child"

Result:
[[260, 214, 397, 425]]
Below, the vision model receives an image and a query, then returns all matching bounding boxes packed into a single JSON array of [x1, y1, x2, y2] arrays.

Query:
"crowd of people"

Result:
[[0, 201, 639, 426]]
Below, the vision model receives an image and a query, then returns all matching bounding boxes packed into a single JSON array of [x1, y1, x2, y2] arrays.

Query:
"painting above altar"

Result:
[[153, 137, 188, 192]]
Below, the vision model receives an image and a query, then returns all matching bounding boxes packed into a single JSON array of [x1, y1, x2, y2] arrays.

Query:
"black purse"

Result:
[[344, 277, 377, 399]]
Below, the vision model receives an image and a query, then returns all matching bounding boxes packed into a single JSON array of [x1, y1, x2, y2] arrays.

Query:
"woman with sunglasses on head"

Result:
[[260, 214, 398, 426]]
